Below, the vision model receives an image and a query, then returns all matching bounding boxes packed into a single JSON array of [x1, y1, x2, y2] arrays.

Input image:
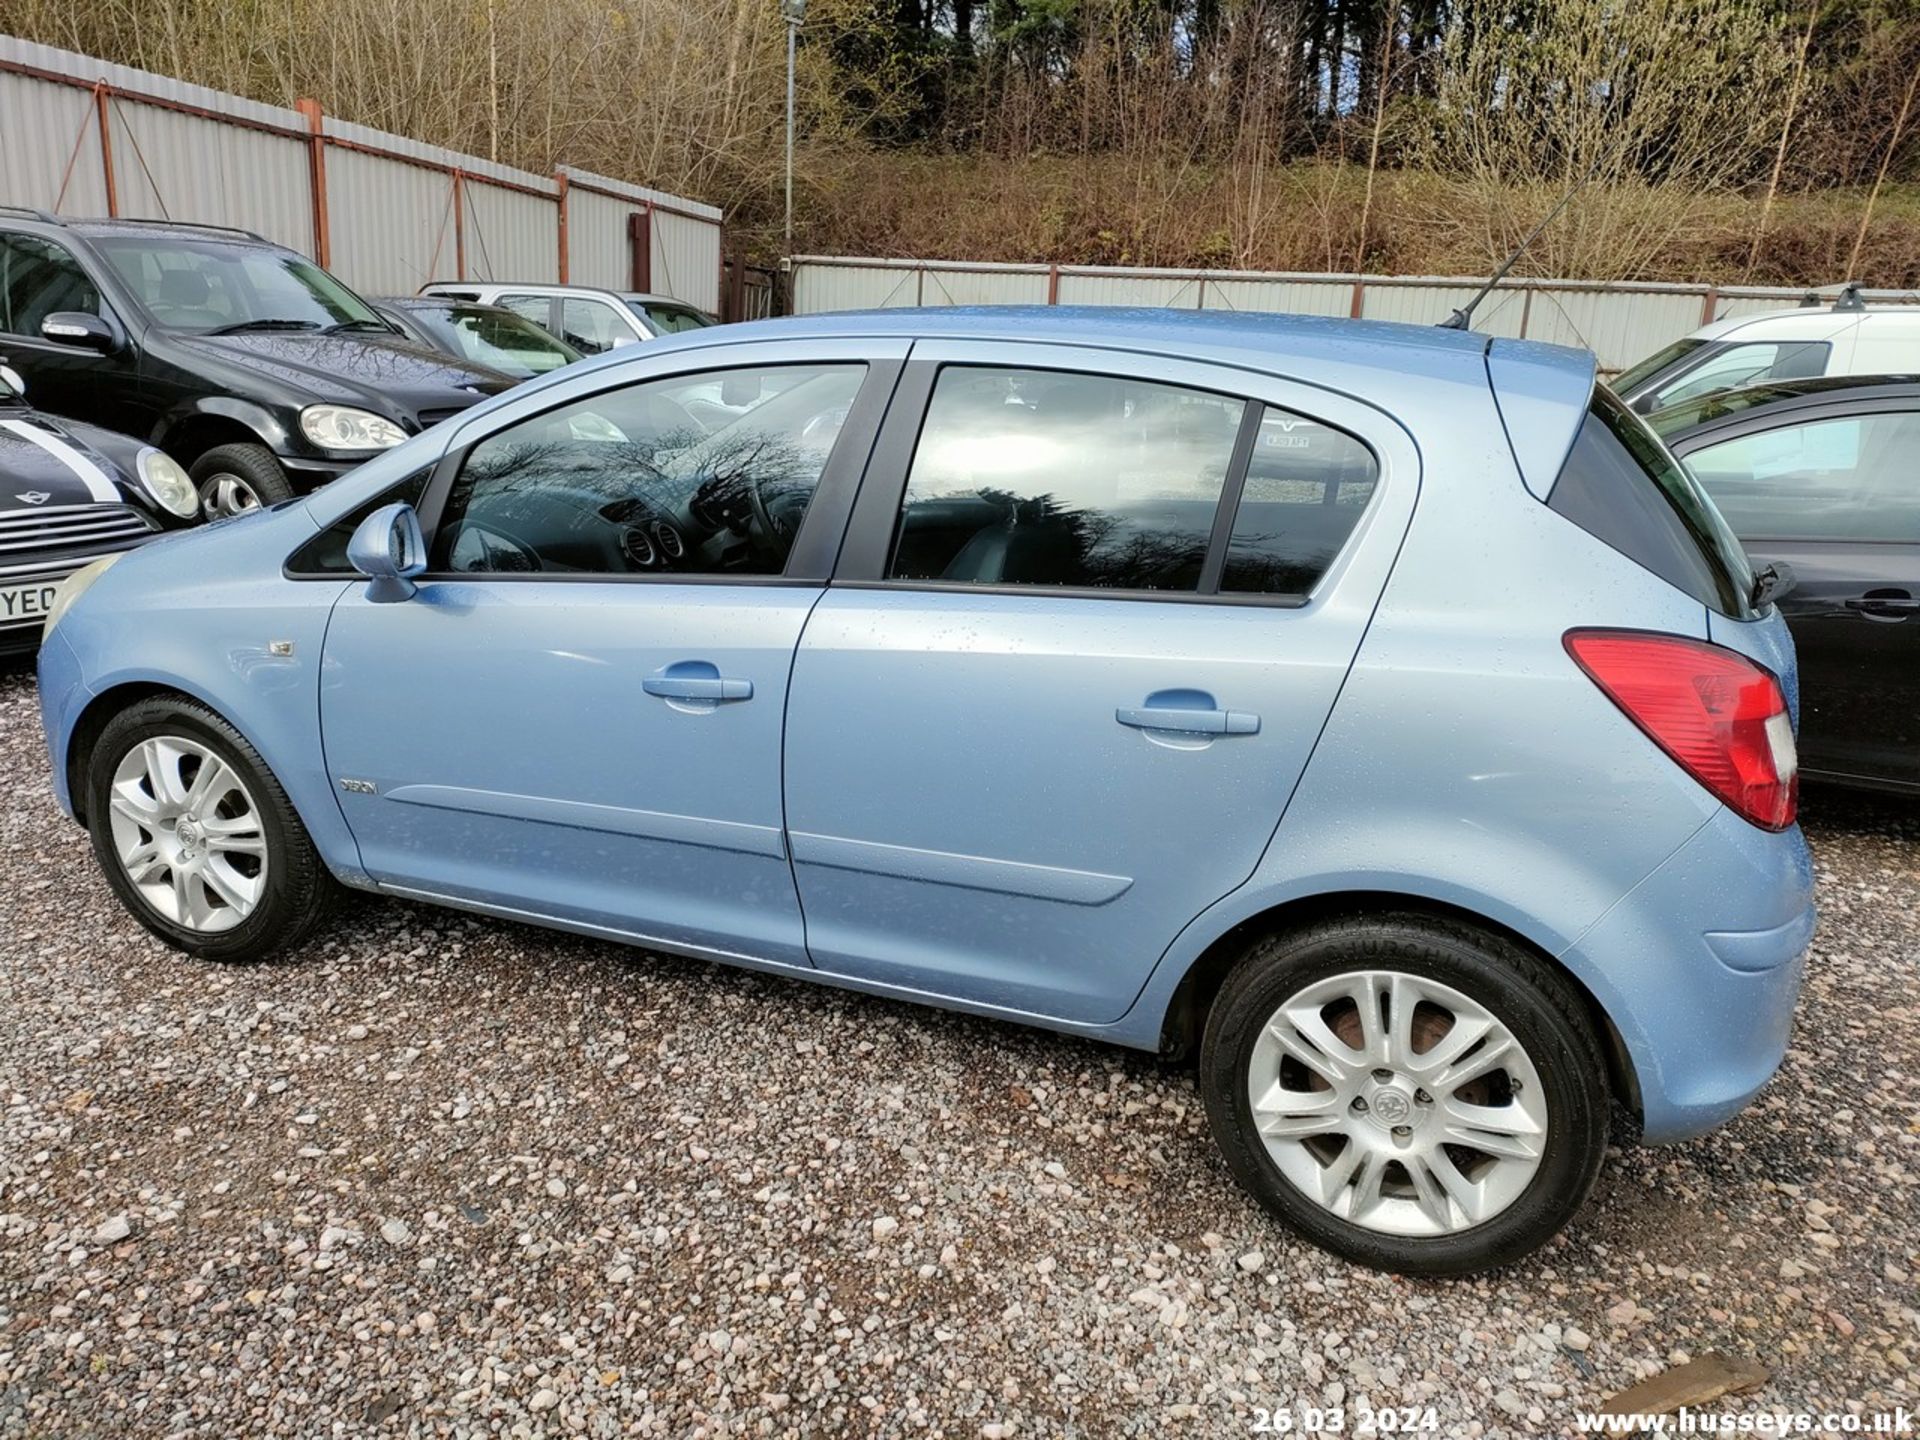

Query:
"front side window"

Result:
[[1684, 411, 1920, 543], [496, 293, 553, 328], [93, 237, 379, 333], [1648, 340, 1830, 411], [433, 363, 864, 577], [287, 468, 433, 574], [560, 298, 636, 355], [633, 301, 715, 335], [888, 367, 1245, 591], [1222, 409, 1379, 595], [0, 234, 101, 335]]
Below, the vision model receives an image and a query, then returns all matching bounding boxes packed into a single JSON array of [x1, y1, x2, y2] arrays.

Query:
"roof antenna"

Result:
[[1440, 156, 1604, 331]]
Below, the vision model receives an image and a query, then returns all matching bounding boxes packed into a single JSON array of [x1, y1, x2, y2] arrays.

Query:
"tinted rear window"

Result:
[[1548, 386, 1755, 618]]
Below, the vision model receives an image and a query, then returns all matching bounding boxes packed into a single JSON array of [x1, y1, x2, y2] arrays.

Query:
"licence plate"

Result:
[[0, 580, 60, 626]]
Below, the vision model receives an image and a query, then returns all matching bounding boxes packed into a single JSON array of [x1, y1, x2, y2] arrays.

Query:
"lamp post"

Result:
[[781, 0, 806, 256]]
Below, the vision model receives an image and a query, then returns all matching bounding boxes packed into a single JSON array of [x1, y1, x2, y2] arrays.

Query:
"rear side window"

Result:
[[889, 367, 1245, 591], [1548, 387, 1756, 618], [1222, 410, 1379, 595]]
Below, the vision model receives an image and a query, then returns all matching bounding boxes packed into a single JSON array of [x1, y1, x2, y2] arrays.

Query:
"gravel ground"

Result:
[[0, 662, 1915, 1439]]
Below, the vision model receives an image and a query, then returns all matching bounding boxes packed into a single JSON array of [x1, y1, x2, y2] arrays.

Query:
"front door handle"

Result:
[[1116, 705, 1259, 736], [643, 674, 753, 701]]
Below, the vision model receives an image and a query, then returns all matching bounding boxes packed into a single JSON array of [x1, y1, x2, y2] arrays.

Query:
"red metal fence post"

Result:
[[93, 81, 118, 216], [628, 204, 653, 291], [555, 171, 570, 282], [295, 98, 330, 266]]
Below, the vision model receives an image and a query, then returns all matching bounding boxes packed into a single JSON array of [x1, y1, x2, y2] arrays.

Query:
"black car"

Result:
[[1650, 374, 1920, 794], [369, 296, 581, 380], [0, 359, 201, 654], [0, 210, 517, 517]]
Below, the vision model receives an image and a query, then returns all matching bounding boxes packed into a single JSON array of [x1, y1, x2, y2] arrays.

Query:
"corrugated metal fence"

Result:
[[0, 36, 725, 311], [793, 257, 1916, 373]]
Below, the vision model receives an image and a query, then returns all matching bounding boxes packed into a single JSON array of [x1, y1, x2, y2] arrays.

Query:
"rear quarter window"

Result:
[[1548, 386, 1756, 619]]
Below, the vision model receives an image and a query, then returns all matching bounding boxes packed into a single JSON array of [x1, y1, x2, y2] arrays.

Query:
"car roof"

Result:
[[423, 281, 676, 304], [1695, 303, 1920, 342], [1649, 373, 1920, 440], [376, 295, 482, 312], [702, 304, 1515, 368]]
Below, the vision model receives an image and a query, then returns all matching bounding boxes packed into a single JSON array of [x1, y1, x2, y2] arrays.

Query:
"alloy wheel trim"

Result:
[[1246, 969, 1550, 1238], [198, 471, 263, 519], [106, 734, 269, 933]]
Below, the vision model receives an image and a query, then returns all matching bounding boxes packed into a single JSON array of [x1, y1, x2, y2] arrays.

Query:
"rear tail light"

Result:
[[1565, 629, 1797, 831]]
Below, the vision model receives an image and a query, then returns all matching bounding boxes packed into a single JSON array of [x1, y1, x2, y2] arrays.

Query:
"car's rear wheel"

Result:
[[189, 442, 294, 519], [84, 696, 334, 962], [1200, 913, 1609, 1275]]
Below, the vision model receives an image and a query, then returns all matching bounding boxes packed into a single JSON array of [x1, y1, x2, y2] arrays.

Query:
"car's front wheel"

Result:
[[84, 696, 334, 962], [189, 442, 295, 519], [1200, 914, 1610, 1275]]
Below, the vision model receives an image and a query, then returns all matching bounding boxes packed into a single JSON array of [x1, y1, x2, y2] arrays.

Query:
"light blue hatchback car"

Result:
[[36, 308, 1813, 1274]]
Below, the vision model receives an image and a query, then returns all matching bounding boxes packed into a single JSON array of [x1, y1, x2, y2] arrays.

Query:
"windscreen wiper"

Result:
[[324, 319, 394, 334], [207, 319, 323, 335]]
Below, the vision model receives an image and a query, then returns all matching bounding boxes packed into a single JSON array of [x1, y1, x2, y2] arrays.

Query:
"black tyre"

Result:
[[1199, 913, 1609, 1276], [188, 442, 295, 519], [83, 695, 336, 963]]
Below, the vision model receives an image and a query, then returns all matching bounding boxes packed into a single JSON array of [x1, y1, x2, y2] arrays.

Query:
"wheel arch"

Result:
[[65, 680, 317, 844], [1154, 889, 1643, 1122], [156, 399, 286, 464]]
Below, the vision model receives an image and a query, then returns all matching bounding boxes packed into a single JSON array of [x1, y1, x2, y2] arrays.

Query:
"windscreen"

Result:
[[1614, 337, 1708, 398], [96, 236, 382, 333], [1547, 386, 1756, 619]]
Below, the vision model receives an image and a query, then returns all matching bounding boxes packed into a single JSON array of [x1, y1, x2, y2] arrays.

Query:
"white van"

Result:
[[1618, 289, 1920, 414]]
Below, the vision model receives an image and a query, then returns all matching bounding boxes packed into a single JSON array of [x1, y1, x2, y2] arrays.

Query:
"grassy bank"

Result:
[[762, 152, 1920, 288]]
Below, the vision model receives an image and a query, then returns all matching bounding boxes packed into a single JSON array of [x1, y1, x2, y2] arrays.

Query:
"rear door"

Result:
[[782, 343, 1418, 1023], [1678, 402, 1920, 789]]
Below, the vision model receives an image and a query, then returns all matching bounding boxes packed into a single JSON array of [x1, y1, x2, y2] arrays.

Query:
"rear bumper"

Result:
[[1565, 806, 1814, 1144]]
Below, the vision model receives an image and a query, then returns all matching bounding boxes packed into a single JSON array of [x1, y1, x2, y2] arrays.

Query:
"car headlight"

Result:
[[42, 553, 124, 640], [136, 447, 200, 519], [300, 405, 407, 452]]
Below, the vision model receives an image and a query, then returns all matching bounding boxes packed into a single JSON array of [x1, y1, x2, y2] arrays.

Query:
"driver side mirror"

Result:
[[347, 502, 428, 603], [40, 312, 119, 354]]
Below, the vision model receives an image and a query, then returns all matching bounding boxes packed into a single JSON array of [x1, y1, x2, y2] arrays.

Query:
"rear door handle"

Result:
[[1844, 595, 1918, 617], [1116, 705, 1259, 735]]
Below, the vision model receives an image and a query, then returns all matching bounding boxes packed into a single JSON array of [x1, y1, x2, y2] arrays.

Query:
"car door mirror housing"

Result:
[[40, 311, 119, 354], [347, 502, 428, 603]]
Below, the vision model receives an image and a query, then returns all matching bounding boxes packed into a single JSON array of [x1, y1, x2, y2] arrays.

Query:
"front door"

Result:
[[320, 343, 899, 961], [0, 231, 139, 433], [1681, 404, 1920, 790], [783, 344, 1417, 1023]]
